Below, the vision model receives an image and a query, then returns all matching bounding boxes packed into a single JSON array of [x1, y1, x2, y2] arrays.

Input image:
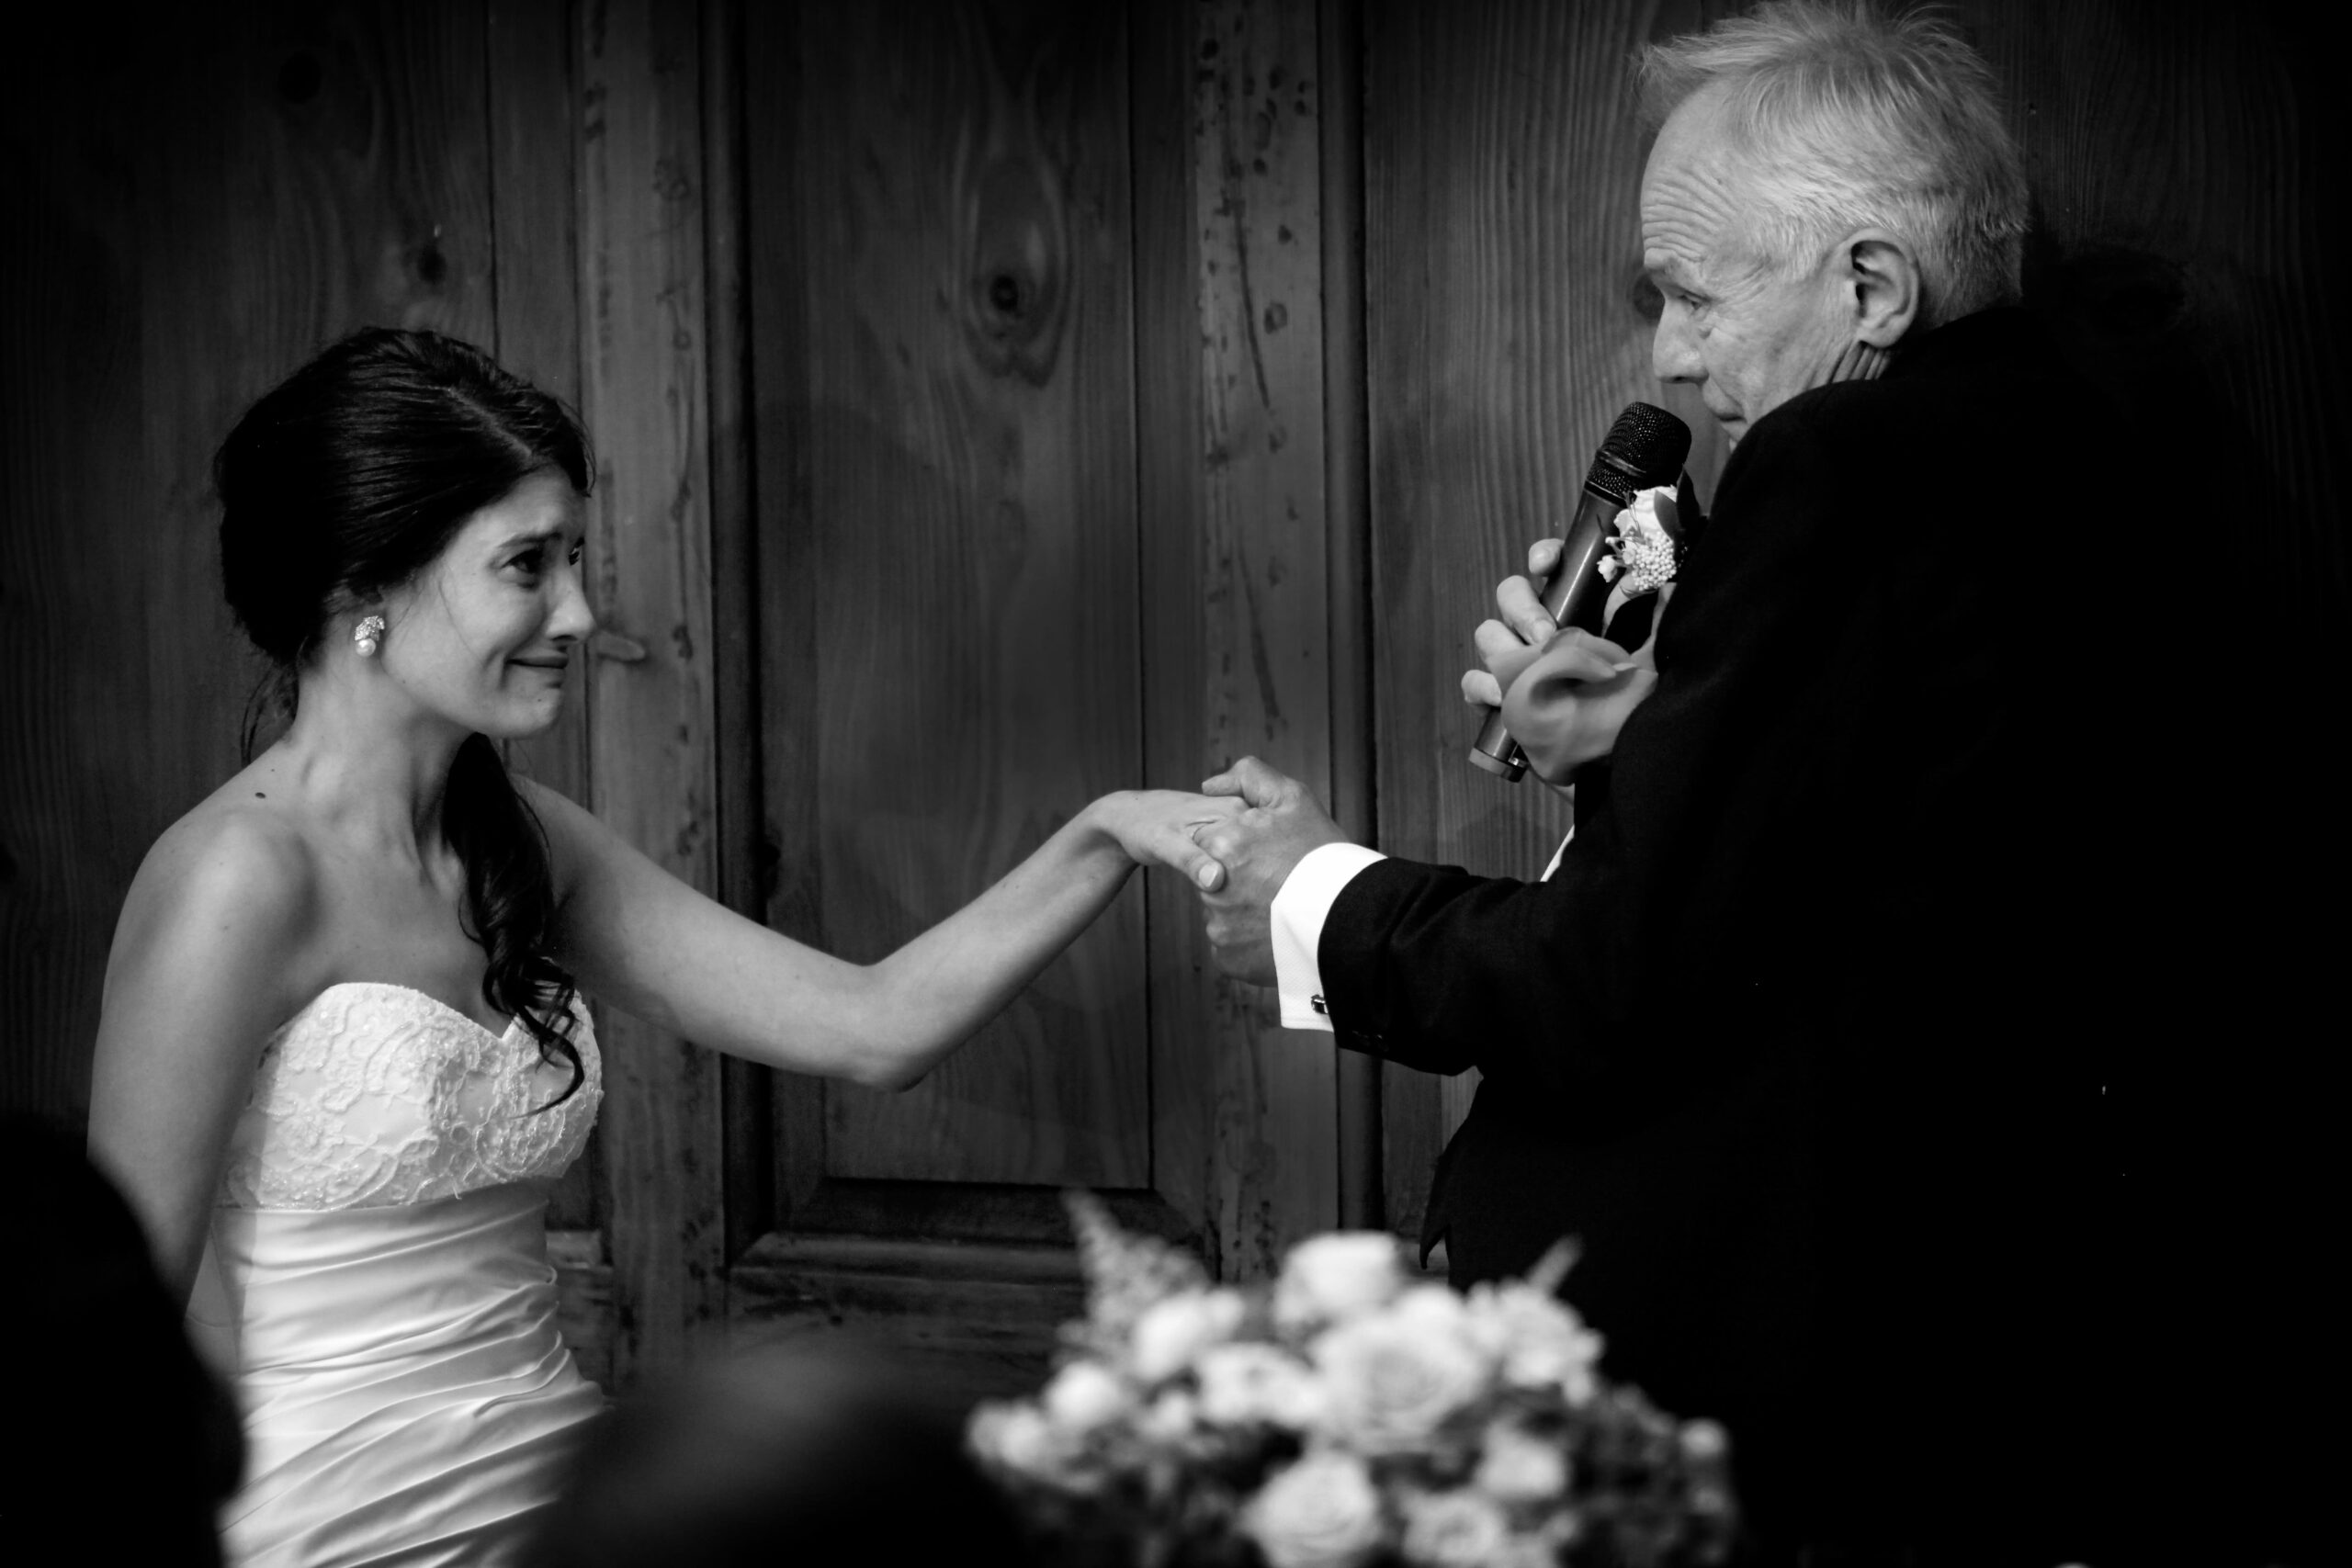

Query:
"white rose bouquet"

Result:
[[969, 1196, 1736, 1568]]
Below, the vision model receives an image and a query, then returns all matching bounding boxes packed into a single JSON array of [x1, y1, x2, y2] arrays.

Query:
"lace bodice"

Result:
[[220, 982, 602, 1213]]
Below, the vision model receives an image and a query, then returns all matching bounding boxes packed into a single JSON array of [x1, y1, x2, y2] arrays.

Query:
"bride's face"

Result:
[[376, 470, 594, 739]]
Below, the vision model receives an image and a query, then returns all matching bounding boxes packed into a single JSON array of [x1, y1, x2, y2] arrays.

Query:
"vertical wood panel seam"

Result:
[[481, 0, 502, 363], [1317, 0, 1380, 1233], [699, 0, 772, 1266], [576, 0, 727, 1381], [1129, 0, 1220, 1253], [1124, 0, 1160, 1161]]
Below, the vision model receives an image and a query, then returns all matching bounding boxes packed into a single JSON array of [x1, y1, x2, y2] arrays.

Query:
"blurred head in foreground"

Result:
[[6, 1113, 244, 1563], [519, 1341, 1025, 1568]]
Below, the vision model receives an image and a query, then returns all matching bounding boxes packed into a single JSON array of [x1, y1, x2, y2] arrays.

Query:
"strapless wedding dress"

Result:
[[189, 981, 607, 1566]]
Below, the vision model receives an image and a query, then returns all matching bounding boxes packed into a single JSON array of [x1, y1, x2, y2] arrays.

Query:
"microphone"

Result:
[[1469, 402, 1692, 781]]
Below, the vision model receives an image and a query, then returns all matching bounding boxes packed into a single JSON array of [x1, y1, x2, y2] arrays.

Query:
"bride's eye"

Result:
[[566, 542, 583, 567]]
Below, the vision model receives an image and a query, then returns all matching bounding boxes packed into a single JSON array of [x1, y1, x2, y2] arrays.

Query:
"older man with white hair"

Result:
[[1193, 3, 2173, 1561]]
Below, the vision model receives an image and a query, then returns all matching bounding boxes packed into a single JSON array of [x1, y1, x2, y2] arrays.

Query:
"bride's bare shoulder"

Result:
[[110, 790, 324, 988], [93, 786, 330, 1161], [140, 784, 318, 893]]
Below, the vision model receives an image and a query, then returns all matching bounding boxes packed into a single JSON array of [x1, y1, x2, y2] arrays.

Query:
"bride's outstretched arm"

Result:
[[531, 783, 1239, 1089]]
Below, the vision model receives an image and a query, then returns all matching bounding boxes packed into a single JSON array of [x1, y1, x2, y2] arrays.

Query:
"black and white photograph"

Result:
[[3, 2, 2340, 1564]]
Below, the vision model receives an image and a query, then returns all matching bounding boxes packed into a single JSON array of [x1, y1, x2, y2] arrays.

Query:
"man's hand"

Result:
[[1498, 621, 1661, 784], [1192, 757, 1350, 986], [1462, 538, 1576, 797], [1457, 536, 1566, 707], [1462, 538, 1671, 788]]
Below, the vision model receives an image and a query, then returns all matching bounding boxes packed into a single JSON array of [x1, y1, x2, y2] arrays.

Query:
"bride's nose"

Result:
[[548, 565, 596, 644]]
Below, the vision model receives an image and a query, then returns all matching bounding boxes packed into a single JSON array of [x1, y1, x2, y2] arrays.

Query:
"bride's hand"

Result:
[[1086, 790, 1245, 892]]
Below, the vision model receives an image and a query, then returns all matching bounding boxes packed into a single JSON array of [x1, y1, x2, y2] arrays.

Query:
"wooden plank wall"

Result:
[[4, 0, 2341, 1401], [775, 0, 1153, 1196], [1, 4, 501, 1118], [1138, 0, 1343, 1280], [573, 0, 729, 1383], [719, 0, 1353, 1411], [737, 0, 1351, 1294], [698, 0, 773, 1273]]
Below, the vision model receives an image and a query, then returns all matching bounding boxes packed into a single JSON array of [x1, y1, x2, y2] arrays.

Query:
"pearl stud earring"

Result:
[[354, 615, 387, 658]]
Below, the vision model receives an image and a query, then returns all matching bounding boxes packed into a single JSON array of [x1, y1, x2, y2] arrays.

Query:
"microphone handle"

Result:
[[1467, 481, 1626, 781]]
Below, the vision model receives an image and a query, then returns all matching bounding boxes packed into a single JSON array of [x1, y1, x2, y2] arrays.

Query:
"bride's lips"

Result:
[[510, 654, 570, 675]]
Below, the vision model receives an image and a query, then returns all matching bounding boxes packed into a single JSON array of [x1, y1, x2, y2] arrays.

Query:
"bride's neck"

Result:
[[271, 676, 469, 856]]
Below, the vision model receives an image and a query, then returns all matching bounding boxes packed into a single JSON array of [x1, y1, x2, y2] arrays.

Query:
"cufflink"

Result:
[[1311, 995, 1329, 1016]]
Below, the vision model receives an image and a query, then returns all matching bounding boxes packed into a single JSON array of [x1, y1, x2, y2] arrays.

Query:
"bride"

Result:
[[85, 327, 1238, 1566]]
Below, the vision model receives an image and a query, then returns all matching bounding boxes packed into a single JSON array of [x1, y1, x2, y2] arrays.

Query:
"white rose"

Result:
[[1128, 1287, 1247, 1382], [1042, 1359, 1131, 1435], [967, 1401, 1069, 1480], [1241, 1450, 1386, 1568], [1473, 1422, 1569, 1503], [1135, 1386, 1202, 1445], [1274, 1232, 1406, 1330], [1464, 1280, 1601, 1403], [1623, 483, 1679, 543], [1388, 1282, 1476, 1339], [1540, 1508, 1587, 1555], [1312, 1289, 1491, 1453], [1489, 1531, 1569, 1568], [1195, 1342, 1326, 1429], [1398, 1487, 1512, 1568], [1603, 484, 1683, 602], [1680, 1418, 1729, 1462]]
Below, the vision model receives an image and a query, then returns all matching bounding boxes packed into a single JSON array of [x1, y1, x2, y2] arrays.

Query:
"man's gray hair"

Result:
[[1639, 1, 2029, 323]]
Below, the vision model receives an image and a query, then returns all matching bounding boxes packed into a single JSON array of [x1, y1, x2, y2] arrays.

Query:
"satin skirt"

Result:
[[196, 1184, 605, 1567]]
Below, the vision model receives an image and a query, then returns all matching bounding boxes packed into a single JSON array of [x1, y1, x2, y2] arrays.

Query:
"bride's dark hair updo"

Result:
[[216, 327, 593, 1100]]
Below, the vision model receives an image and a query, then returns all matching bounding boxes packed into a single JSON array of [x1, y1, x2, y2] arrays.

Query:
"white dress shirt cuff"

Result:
[[1271, 841, 1388, 1032]]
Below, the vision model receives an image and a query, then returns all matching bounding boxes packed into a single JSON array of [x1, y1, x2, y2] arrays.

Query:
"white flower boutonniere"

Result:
[[1594, 483, 1684, 599]]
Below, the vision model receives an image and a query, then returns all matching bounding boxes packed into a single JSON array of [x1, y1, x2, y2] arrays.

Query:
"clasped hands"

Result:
[[1125, 537, 1669, 986]]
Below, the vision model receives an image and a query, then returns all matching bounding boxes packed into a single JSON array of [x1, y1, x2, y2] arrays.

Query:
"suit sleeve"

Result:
[[1318, 409, 1854, 1093]]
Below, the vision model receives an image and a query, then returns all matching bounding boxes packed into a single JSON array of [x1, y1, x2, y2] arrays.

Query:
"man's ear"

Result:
[[1845, 230, 1921, 347]]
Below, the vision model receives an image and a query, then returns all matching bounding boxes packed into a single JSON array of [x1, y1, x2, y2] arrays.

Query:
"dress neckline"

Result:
[[298, 981, 521, 1045]]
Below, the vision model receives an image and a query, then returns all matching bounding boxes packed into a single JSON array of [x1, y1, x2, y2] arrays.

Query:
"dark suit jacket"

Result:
[[1322, 310, 2154, 1560]]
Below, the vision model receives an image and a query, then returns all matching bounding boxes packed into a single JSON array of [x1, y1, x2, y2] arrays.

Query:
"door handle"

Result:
[[589, 629, 649, 664]]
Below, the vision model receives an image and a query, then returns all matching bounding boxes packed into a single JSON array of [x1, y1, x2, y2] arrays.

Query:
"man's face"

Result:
[[1641, 85, 1858, 444]]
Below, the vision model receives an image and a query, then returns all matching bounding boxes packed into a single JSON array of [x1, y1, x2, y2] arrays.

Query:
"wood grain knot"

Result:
[[960, 154, 1070, 385]]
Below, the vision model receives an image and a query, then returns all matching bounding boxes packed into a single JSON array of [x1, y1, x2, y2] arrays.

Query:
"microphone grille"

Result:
[[1600, 401, 1692, 486]]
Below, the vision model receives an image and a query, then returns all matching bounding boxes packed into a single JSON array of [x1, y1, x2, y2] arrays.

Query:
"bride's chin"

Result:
[[485, 696, 567, 741]]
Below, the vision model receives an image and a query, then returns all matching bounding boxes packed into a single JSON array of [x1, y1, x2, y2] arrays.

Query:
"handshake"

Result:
[[1113, 532, 1670, 987]]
